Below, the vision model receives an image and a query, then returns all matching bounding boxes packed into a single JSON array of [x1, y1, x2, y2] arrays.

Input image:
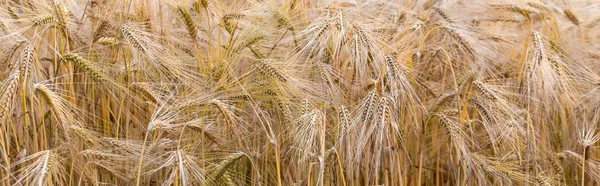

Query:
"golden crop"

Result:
[[0, 0, 599, 185]]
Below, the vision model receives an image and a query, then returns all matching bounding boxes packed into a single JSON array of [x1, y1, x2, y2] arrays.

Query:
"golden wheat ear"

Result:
[[433, 112, 470, 156], [144, 150, 206, 185], [63, 53, 107, 82], [205, 152, 246, 184], [79, 149, 139, 182], [175, 5, 198, 40], [466, 153, 527, 184], [0, 69, 20, 122], [558, 150, 600, 182], [11, 150, 68, 186]]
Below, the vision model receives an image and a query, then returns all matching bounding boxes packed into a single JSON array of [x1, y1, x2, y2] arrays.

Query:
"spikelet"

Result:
[[147, 119, 166, 132], [192, 0, 210, 14], [385, 54, 402, 77], [63, 53, 106, 82], [0, 22, 6, 33], [199, 0, 209, 8], [7, 6, 18, 19], [277, 98, 293, 124], [20, 46, 34, 81], [338, 105, 351, 138], [53, 3, 67, 27], [253, 60, 288, 82], [564, 9, 579, 26], [490, 4, 535, 17], [92, 20, 111, 41], [100, 137, 140, 152], [292, 109, 322, 161], [436, 21, 475, 57], [209, 99, 236, 125], [0, 69, 21, 122], [1, 41, 25, 65], [441, 109, 459, 116], [68, 125, 96, 144], [483, 17, 521, 23], [248, 45, 266, 59], [469, 98, 495, 123], [233, 34, 264, 53], [558, 150, 582, 163], [431, 92, 456, 112], [33, 83, 58, 109], [120, 24, 146, 52], [143, 150, 206, 185], [223, 13, 244, 33], [395, 127, 407, 152], [300, 99, 312, 115], [526, 2, 549, 12], [31, 15, 55, 26], [548, 55, 564, 77], [456, 71, 474, 87], [193, 1, 204, 13], [0, 68, 21, 107], [549, 155, 564, 176], [52, 2, 69, 38], [185, 123, 223, 146], [467, 153, 525, 183], [362, 89, 378, 123], [375, 97, 390, 125], [177, 6, 197, 39], [556, 149, 600, 180], [315, 62, 333, 85], [96, 37, 117, 45], [207, 152, 245, 182], [435, 113, 467, 155], [531, 31, 545, 65], [12, 150, 64, 186], [131, 83, 158, 103], [436, 113, 461, 140], [313, 22, 328, 40], [272, 10, 291, 29], [535, 174, 552, 186], [80, 150, 113, 160], [433, 7, 452, 22], [472, 81, 499, 100], [353, 24, 372, 47], [220, 171, 236, 186], [586, 17, 600, 29]]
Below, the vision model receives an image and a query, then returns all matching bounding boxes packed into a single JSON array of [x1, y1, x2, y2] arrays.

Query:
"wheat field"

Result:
[[0, 0, 599, 185]]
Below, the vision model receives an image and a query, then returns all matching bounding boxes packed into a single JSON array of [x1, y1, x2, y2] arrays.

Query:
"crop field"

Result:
[[0, 0, 599, 185]]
